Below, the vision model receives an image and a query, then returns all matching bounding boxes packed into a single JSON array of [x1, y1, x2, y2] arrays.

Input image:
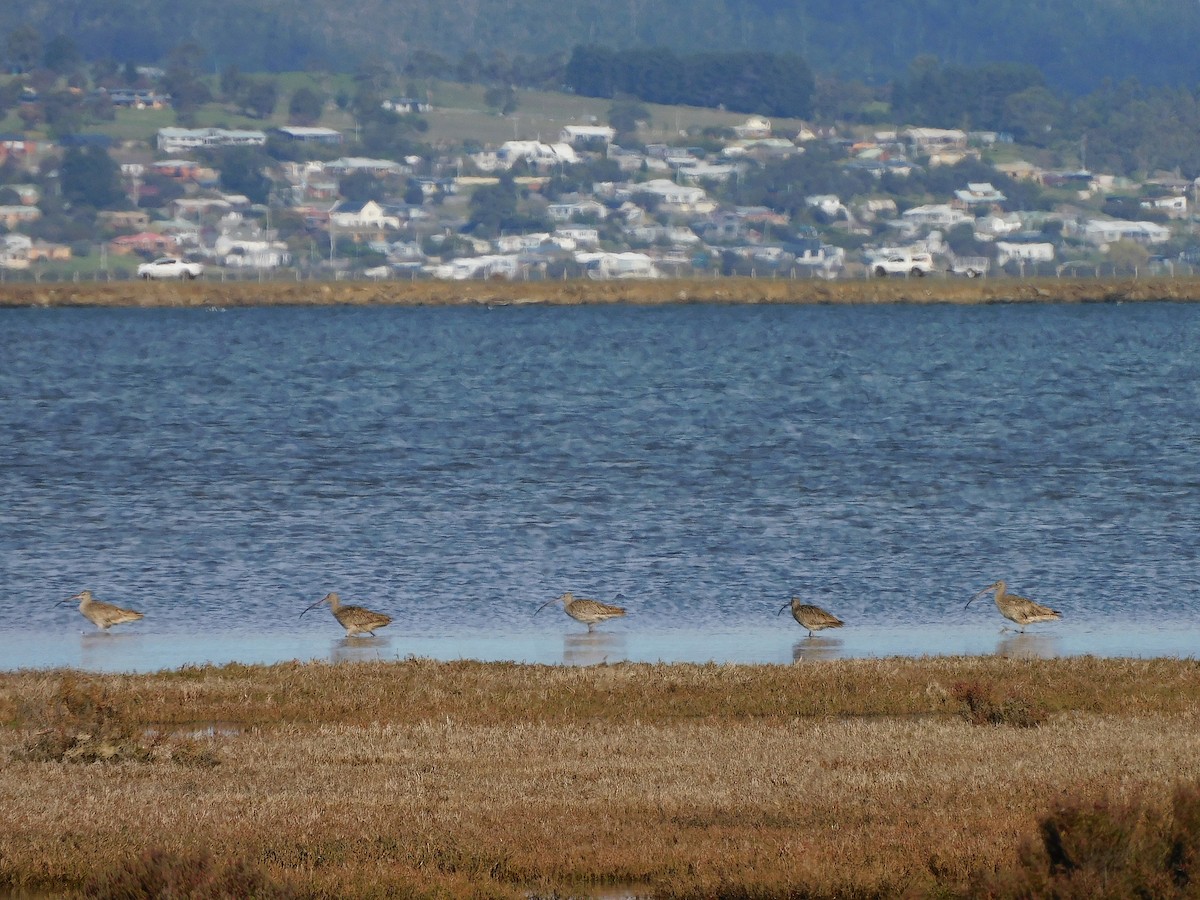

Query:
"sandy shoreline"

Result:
[[3, 275, 1200, 308]]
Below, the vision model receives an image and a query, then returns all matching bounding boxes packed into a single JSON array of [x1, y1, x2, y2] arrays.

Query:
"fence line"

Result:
[[0, 262, 1195, 285]]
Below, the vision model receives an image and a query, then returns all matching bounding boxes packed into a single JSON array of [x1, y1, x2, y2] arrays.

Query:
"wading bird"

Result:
[[58, 590, 144, 631], [777, 598, 844, 636], [301, 592, 392, 636], [966, 580, 1061, 631], [535, 591, 626, 632]]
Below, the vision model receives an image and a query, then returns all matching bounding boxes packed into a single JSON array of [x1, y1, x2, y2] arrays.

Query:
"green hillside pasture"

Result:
[[422, 81, 808, 146]]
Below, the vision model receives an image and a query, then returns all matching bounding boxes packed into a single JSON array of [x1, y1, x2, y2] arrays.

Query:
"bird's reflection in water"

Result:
[[792, 636, 844, 662], [996, 631, 1060, 659], [79, 631, 142, 667], [563, 631, 626, 666], [331, 635, 391, 663]]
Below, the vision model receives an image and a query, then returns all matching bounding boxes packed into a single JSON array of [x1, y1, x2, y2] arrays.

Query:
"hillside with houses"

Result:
[[2, 57, 1199, 284]]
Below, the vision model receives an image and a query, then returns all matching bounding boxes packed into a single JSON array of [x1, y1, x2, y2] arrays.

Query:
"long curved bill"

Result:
[[964, 585, 994, 609]]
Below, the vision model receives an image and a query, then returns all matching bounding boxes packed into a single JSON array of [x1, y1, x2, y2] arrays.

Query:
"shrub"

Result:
[[13, 674, 219, 766], [974, 783, 1200, 898], [949, 680, 1047, 728], [85, 848, 295, 899]]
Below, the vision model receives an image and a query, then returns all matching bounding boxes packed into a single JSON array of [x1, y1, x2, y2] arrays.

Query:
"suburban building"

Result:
[[157, 127, 268, 153]]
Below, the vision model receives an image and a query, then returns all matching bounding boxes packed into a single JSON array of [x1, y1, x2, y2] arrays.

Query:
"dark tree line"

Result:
[[565, 45, 814, 119]]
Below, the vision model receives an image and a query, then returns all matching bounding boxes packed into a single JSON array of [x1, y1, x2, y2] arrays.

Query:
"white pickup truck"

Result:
[[872, 252, 935, 277], [137, 257, 203, 280]]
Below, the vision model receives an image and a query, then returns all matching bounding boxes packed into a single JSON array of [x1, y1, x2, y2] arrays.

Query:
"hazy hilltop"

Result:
[[6, 0, 1200, 92]]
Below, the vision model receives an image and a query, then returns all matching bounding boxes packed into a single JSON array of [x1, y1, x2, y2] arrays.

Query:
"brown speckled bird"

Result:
[[58, 590, 144, 630], [966, 580, 1061, 631], [301, 592, 392, 636], [535, 591, 627, 631], [777, 598, 844, 636]]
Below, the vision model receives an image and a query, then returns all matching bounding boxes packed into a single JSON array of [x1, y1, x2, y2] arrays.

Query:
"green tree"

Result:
[[338, 170, 382, 203], [239, 79, 278, 119], [288, 86, 325, 125], [42, 90, 86, 137], [5, 25, 42, 73], [483, 84, 518, 115], [60, 145, 125, 209], [213, 146, 274, 204], [163, 42, 212, 120], [220, 65, 247, 101], [608, 99, 648, 141], [404, 179, 425, 206], [42, 34, 81, 75]]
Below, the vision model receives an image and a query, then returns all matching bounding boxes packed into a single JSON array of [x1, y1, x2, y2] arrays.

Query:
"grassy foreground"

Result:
[[4, 276, 1200, 309], [3, 657, 1200, 898]]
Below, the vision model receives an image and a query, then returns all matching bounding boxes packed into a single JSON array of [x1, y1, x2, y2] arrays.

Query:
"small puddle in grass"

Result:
[[144, 721, 245, 740], [527, 884, 653, 899]]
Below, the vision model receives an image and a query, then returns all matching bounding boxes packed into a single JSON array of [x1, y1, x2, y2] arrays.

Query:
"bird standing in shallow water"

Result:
[[301, 592, 392, 636], [58, 590, 144, 631], [777, 598, 844, 636], [966, 580, 1061, 631], [535, 591, 626, 631]]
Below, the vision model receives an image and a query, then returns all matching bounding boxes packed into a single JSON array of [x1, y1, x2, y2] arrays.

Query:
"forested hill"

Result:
[[5, 0, 1198, 92]]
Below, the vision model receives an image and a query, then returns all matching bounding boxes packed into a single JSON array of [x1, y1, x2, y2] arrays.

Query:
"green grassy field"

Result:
[[2, 71, 809, 151]]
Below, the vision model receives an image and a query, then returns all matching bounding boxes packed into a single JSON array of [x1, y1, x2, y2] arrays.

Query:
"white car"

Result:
[[137, 257, 203, 280], [872, 252, 935, 278]]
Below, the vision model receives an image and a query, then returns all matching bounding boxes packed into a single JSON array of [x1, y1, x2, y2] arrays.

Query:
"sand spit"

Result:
[[3, 276, 1200, 309]]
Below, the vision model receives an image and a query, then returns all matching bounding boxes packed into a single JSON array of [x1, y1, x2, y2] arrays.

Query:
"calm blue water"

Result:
[[2, 301, 1199, 671]]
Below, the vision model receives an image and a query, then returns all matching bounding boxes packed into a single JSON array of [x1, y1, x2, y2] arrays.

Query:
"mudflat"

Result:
[[3, 276, 1200, 309], [2, 657, 1199, 898]]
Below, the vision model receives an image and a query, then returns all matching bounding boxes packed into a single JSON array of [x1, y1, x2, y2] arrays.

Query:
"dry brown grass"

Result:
[[2, 658, 1200, 898]]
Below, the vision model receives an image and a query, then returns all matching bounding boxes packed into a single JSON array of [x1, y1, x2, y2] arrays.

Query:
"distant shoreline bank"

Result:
[[4, 276, 1200, 309]]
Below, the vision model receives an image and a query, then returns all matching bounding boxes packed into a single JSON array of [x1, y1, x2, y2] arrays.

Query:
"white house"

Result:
[[733, 117, 772, 139], [996, 242, 1055, 265], [547, 199, 607, 221], [900, 204, 971, 229], [554, 226, 600, 247], [0, 233, 31, 269], [324, 157, 406, 177], [430, 254, 520, 280], [955, 183, 1007, 206], [215, 236, 292, 269], [275, 126, 343, 145], [633, 179, 715, 214], [974, 212, 1023, 239], [157, 127, 267, 153], [1081, 219, 1171, 246], [576, 251, 660, 279], [806, 194, 846, 218], [1141, 196, 1188, 219], [494, 233, 550, 254], [330, 200, 401, 231], [676, 163, 737, 183], [497, 141, 578, 169], [903, 127, 967, 152], [560, 125, 615, 146]]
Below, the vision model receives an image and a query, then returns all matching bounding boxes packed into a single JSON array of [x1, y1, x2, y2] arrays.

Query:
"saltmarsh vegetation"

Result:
[[2, 657, 1200, 898]]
